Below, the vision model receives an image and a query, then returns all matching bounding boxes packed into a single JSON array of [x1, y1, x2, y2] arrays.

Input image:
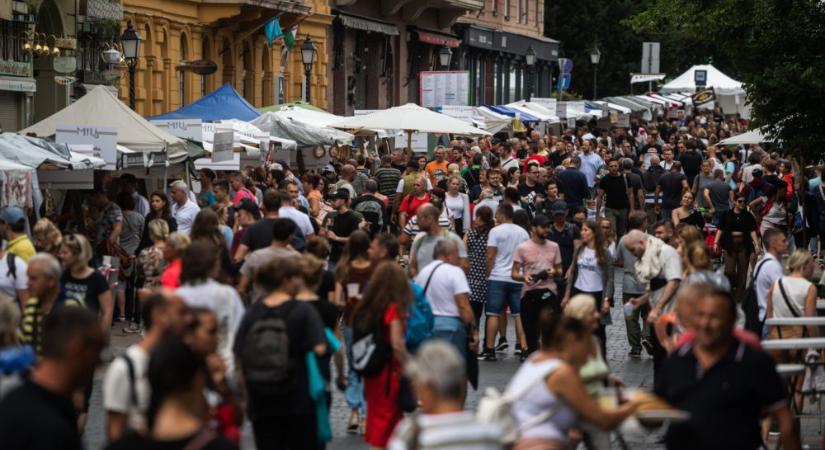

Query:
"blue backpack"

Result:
[[405, 281, 434, 351]]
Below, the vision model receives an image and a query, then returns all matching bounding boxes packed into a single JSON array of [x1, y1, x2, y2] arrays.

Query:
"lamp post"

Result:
[[438, 46, 452, 69], [300, 35, 317, 103], [121, 21, 141, 111], [525, 45, 536, 100], [590, 45, 601, 99]]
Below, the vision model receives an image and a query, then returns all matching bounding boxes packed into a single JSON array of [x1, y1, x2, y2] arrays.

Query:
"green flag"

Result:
[[284, 27, 297, 50]]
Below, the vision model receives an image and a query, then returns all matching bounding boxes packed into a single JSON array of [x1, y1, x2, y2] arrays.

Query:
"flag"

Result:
[[284, 27, 297, 50], [692, 87, 716, 110], [264, 17, 283, 47]]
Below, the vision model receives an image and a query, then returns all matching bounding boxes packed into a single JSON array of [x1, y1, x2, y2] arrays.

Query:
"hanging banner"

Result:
[[55, 124, 118, 170], [419, 71, 470, 108], [692, 88, 716, 110], [211, 131, 234, 163], [151, 119, 203, 142]]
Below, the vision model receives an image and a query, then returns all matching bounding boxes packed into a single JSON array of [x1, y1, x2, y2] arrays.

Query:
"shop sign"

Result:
[[53, 56, 77, 74], [0, 59, 32, 77], [0, 76, 35, 92], [151, 119, 203, 142], [212, 131, 233, 163], [56, 124, 118, 170]]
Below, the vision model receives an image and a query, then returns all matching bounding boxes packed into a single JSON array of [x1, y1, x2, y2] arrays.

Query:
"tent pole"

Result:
[[407, 130, 412, 154]]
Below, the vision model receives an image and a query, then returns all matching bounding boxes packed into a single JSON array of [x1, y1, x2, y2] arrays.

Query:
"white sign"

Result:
[[195, 153, 240, 171], [439, 105, 476, 124], [201, 123, 233, 143], [56, 124, 118, 170], [211, 131, 234, 163], [410, 132, 428, 153], [530, 98, 557, 116], [151, 119, 203, 142], [641, 42, 661, 74], [566, 117, 576, 128], [419, 71, 470, 108]]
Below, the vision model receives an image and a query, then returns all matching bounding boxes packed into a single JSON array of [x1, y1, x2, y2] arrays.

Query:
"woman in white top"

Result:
[[444, 175, 471, 237], [766, 249, 818, 340], [508, 313, 636, 450]]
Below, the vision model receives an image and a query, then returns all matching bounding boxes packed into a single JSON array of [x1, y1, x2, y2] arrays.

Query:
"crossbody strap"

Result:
[[777, 278, 801, 318], [751, 258, 770, 283], [423, 262, 445, 297]]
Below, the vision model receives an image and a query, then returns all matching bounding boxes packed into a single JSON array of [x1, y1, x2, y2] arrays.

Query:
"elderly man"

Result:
[[334, 164, 358, 199], [414, 240, 478, 359], [169, 180, 199, 235], [388, 341, 502, 450], [655, 287, 799, 450], [624, 229, 682, 378], [409, 204, 466, 276], [19, 253, 70, 354]]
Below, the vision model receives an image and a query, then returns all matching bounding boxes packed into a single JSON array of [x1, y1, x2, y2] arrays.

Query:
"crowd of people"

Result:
[[0, 109, 823, 450]]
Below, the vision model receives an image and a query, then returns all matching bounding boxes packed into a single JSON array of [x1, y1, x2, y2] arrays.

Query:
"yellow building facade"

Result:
[[118, 0, 331, 118]]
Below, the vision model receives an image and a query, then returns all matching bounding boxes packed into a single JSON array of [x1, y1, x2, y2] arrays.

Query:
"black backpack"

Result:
[[353, 195, 385, 236], [6, 253, 16, 280], [743, 259, 770, 336], [239, 301, 298, 395], [351, 316, 391, 377]]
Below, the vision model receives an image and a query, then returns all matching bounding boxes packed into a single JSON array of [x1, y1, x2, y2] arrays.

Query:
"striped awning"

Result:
[[338, 14, 399, 36]]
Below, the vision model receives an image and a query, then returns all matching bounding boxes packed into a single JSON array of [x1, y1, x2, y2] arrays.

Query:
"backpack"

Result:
[[476, 360, 561, 445], [351, 316, 391, 377], [239, 301, 298, 395], [353, 195, 385, 236], [404, 278, 436, 352], [743, 259, 770, 336]]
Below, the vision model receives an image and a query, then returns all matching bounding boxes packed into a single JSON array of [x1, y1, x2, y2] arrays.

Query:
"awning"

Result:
[[484, 105, 541, 122], [630, 73, 666, 84], [415, 29, 461, 48], [337, 13, 399, 36]]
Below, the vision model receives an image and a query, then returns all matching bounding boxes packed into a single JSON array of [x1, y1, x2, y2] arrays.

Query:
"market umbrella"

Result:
[[718, 128, 769, 146], [328, 103, 491, 150]]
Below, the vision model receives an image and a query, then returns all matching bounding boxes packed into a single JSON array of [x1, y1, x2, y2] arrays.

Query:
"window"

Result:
[[519, 0, 526, 24], [504, 0, 510, 19], [508, 62, 516, 102]]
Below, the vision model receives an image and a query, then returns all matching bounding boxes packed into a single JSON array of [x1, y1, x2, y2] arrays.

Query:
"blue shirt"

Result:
[[579, 152, 604, 188], [556, 168, 590, 208]]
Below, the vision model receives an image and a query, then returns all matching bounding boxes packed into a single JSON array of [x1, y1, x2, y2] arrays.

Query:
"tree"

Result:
[[626, 0, 825, 161]]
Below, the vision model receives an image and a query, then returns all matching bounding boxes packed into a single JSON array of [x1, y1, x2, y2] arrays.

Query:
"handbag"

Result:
[[100, 239, 133, 270]]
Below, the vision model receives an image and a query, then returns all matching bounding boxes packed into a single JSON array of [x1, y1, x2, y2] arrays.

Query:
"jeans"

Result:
[[486, 280, 523, 316], [433, 316, 468, 360], [604, 208, 629, 237], [342, 326, 365, 414], [520, 289, 558, 355], [622, 293, 650, 353]]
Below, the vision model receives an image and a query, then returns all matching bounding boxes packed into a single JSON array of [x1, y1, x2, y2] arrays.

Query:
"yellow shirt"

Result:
[[6, 235, 35, 262]]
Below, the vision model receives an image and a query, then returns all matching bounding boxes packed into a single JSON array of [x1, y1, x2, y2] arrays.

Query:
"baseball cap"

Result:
[[0, 207, 25, 225], [334, 189, 351, 200], [752, 168, 764, 177], [550, 201, 568, 215], [532, 214, 551, 227], [321, 164, 336, 174]]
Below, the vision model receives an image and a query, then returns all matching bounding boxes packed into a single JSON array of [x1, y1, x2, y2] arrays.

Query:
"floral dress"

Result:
[[138, 245, 167, 289]]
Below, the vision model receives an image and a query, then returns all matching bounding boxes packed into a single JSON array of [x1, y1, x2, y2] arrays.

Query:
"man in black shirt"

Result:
[[677, 141, 704, 186], [655, 287, 798, 450], [655, 161, 689, 220], [596, 158, 633, 236], [0, 308, 104, 450], [235, 190, 305, 261], [322, 189, 364, 265], [546, 201, 581, 277]]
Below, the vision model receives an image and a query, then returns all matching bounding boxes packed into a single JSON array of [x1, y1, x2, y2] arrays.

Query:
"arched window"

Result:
[[179, 33, 188, 106]]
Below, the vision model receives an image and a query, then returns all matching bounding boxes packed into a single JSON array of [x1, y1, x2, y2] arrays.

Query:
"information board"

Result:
[[419, 71, 470, 108]]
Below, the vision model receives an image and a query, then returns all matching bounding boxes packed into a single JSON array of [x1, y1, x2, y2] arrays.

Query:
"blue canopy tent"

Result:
[[483, 105, 541, 122], [150, 83, 261, 121]]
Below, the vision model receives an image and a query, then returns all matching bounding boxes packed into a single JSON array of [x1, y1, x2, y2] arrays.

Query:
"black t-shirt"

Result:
[[658, 172, 687, 209], [599, 173, 630, 210], [548, 222, 581, 273], [556, 168, 589, 208], [315, 269, 335, 302], [233, 300, 325, 417], [678, 150, 704, 185], [105, 431, 237, 450], [61, 270, 110, 313], [655, 341, 786, 450], [326, 210, 363, 262], [0, 380, 82, 450], [240, 218, 305, 253]]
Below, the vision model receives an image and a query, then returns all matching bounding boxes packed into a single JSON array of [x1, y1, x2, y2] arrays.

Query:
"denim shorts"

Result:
[[486, 280, 522, 316]]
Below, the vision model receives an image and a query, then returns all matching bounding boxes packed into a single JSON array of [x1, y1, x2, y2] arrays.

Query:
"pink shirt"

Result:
[[513, 239, 562, 294], [233, 188, 256, 205]]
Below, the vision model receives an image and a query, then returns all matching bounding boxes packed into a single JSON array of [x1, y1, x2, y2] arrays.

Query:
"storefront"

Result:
[[456, 23, 559, 106]]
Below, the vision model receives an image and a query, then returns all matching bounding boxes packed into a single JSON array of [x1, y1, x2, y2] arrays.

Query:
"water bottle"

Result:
[[623, 302, 635, 318]]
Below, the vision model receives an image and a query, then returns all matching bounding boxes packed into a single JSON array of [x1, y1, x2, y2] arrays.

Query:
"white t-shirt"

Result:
[[171, 200, 200, 235], [574, 247, 603, 292], [103, 344, 150, 432], [487, 223, 530, 282], [649, 244, 683, 309], [0, 253, 27, 300], [755, 254, 784, 321], [414, 261, 470, 318], [278, 206, 315, 236], [445, 194, 465, 219], [176, 279, 246, 374]]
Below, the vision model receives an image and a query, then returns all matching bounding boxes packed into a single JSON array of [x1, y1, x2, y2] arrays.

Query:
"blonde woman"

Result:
[[58, 234, 113, 333], [444, 175, 471, 236], [767, 249, 819, 340], [31, 218, 62, 257]]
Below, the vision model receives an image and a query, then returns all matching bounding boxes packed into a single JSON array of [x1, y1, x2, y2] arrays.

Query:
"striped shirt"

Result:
[[389, 411, 502, 450], [375, 167, 402, 200], [19, 295, 78, 355]]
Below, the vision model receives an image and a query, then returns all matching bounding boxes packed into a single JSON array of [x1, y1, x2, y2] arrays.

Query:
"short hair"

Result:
[[497, 203, 515, 220], [199, 168, 216, 181], [213, 179, 229, 192], [504, 187, 520, 203], [653, 219, 674, 233], [61, 234, 93, 267], [565, 294, 597, 320], [271, 218, 297, 243], [305, 235, 331, 259], [256, 257, 301, 293], [298, 254, 326, 289], [166, 232, 191, 253], [40, 307, 102, 359], [372, 233, 399, 260], [404, 340, 466, 400], [141, 293, 168, 331], [762, 228, 785, 248], [147, 219, 170, 242], [627, 211, 647, 231], [115, 191, 135, 211], [365, 179, 378, 193], [169, 180, 188, 194], [433, 238, 458, 259], [262, 188, 281, 211], [417, 203, 440, 221], [787, 249, 813, 272]]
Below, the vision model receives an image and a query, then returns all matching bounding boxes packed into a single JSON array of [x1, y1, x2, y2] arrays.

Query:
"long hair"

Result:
[[582, 220, 609, 266], [149, 191, 171, 219], [190, 209, 226, 250], [334, 229, 371, 283], [473, 205, 494, 234], [354, 261, 411, 329], [179, 241, 218, 285]]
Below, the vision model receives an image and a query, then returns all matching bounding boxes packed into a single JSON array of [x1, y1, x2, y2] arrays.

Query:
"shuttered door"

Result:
[[0, 91, 19, 131]]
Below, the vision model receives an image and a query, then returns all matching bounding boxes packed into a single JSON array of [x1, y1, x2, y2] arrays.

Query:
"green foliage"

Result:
[[626, 0, 825, 161]]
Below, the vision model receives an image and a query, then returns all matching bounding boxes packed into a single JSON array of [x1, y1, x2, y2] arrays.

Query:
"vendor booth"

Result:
[[660, 64, 750, 118]]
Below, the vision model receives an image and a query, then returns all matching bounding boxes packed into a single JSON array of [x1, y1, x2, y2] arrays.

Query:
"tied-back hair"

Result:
[[354, 261, 411, 330], [538, 309, 589, 351], [473, 206, 495, 234]]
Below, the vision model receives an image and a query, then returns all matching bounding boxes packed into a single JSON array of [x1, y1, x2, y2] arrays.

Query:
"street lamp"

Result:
[[121, 21, 141, 110], [300, 35, 317, 103], [525, 45, 536, 100], [589, 45, 601, 99], [438, 46, 452, 69]]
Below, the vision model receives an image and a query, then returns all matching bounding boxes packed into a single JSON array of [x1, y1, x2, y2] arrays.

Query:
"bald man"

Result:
[[408, 204, 467, 277]]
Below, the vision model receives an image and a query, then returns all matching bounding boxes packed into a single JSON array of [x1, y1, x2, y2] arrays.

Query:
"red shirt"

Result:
[[160, 259, 182, 289], [400, 193, 430, 217]]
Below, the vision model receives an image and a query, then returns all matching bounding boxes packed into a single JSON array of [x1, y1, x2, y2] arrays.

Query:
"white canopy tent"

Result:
[[251, 110, 355, 147], [21, 85, 189, 163], [718, 128, 770, 146], [329, 103, 491, 149], [0, 133, 100, 169], [507, 101, 561, 123], [660, 64, 750, 118]]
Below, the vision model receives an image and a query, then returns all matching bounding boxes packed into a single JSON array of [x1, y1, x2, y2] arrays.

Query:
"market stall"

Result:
[[660, 64, 750, 118], [151, 83, 261, 122]]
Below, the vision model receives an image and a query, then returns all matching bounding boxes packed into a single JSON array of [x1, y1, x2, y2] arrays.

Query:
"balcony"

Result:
[[336, 0, 483, 28]]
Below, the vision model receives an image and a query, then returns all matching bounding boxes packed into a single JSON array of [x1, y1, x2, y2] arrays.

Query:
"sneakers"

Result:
[[123, 323, 141, 334], [519, 352, 529, 362], [478, 349, 497, 361], [495, 338, 509, 352], [628, 350, 642, 359], [347, 412, 360, 434], [514, 344, 523, 356], [641, 338, 655, 356], [114, 315, 126, 323]]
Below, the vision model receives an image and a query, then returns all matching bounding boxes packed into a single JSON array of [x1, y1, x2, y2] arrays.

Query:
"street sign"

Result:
[[211, 131, 234, 163], [641, 42, 660, 74], [694, 69, 708, 87], [56, 124, 117, 170]]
